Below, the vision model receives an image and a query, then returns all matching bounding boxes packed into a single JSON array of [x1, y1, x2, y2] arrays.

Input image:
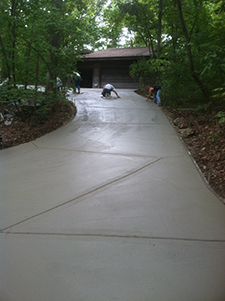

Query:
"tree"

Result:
[[117, 0, 159, 56], [106, 0, 165, 85], [157, 0, 163, 59], [157, 0, 225, 105], [0, 0, 109, 118], [176, 0, 210, 101]]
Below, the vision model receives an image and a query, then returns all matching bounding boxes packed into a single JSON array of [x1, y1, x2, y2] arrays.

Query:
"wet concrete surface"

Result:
[[1, 88, 225, 300]]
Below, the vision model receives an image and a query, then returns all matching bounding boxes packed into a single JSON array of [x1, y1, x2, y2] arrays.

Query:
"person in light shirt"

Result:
[[101, 84, 120, 98]]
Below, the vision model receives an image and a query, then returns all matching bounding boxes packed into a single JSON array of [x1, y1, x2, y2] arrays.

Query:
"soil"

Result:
[[1, 93, 224, 203]]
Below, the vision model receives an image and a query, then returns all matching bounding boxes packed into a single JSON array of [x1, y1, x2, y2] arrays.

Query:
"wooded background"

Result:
[[0, 0, 225, 108]]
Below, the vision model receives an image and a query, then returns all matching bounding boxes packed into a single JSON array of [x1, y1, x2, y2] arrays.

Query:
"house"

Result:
[[77, 47, 150, 89]]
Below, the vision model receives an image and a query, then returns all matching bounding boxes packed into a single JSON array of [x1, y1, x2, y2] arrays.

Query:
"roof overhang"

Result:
[[79, 47, 151, 62]]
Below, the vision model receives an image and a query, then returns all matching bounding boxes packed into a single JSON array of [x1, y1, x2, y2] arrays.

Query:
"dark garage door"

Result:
[[101, 67, 139, 89]]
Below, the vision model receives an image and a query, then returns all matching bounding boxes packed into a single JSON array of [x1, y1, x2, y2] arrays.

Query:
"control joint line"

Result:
[[3, 231, 225, 243], [2, 158, 162, 232]]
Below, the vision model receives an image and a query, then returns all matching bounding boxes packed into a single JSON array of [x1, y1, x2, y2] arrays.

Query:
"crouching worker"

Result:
[[101, 84, 120, 98], [145, 85, 161, 105]]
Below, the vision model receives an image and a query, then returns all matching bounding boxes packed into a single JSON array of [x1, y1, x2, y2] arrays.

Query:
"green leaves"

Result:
[[214, 111, 225, 124], [0, 0, 108, 88]]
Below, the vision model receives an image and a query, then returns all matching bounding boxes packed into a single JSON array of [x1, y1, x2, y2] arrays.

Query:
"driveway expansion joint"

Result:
[[1, 157, 163, 232]]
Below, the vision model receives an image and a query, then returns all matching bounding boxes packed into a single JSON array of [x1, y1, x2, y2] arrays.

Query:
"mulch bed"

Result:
[[0, 101, 77, 149]]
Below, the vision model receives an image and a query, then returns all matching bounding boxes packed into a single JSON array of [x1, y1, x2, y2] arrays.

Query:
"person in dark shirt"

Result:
[[72, 72, 81, 94], [145, 85, 161, 105]]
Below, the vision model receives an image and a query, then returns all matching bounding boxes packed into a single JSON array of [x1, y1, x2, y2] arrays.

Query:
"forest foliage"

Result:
[[114, 0, 225, 108], [0, 0, 107, 117], [0, 0, 225, 113]]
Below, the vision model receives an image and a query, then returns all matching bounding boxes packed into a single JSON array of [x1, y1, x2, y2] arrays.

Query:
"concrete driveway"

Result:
[[1, 88, 225, 301]]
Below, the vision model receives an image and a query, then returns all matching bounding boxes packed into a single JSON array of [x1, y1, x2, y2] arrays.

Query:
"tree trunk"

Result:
[[34, 51, 39, 112], [0, 35, 10, 78], [46, 0, 62, 92], [11, 0, 17, 86], [176, 0, 210, 101], [24, 45, 31, 89], [157, 0, 163, 59]]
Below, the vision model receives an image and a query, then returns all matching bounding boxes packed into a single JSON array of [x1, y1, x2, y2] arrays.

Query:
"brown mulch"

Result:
[[135, 90, 225, 203], [0, 100, 77, 149]]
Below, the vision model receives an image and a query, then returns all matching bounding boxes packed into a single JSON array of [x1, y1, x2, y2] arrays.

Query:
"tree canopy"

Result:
[[0, 0, 225, 108], [0, 0, 108, 86], [103, 0, 225, 106], [0, 0, 109, 116]]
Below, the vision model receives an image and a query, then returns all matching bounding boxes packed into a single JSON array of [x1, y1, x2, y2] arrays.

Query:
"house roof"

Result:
[[80, 47, 150, 61]]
